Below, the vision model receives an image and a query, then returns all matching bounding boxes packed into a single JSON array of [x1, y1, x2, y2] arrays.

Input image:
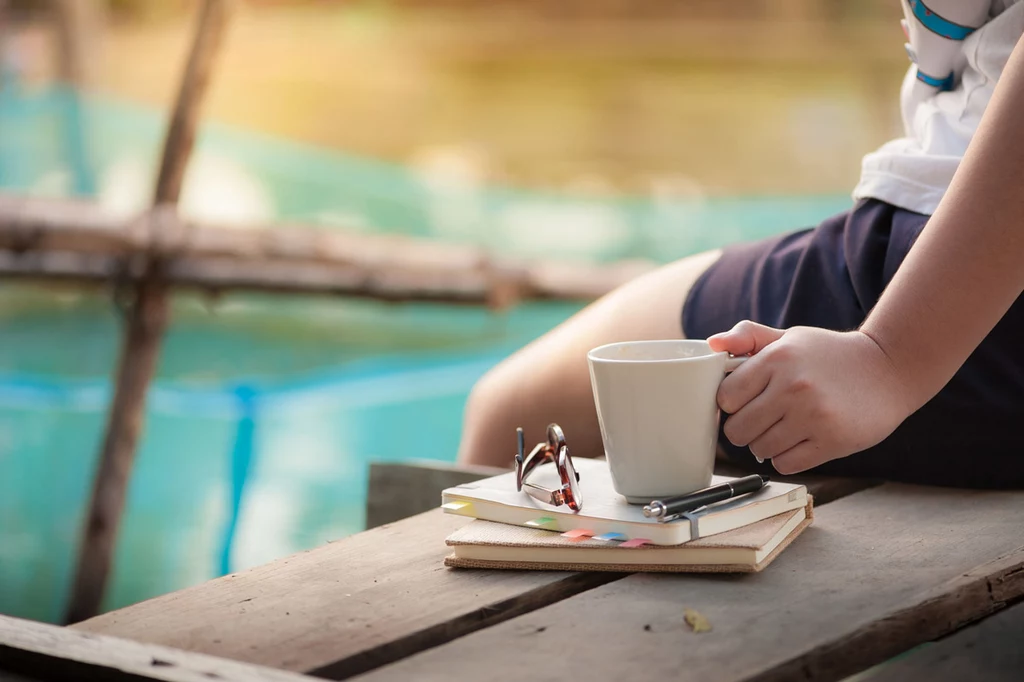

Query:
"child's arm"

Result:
[[708, 31, 1024, 475]]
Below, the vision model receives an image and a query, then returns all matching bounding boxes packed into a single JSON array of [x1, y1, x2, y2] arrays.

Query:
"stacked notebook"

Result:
[[440, 458, 812, 573]]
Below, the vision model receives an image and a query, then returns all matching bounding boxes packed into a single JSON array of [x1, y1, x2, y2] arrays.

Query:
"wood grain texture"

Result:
[[75, 472, 871, 678], [0, 614, 316, 682], [73, 510, 621, 678], [855, 600, 1024, 681], [351, 485, 1024, 682], [63, 0, 231, 624]]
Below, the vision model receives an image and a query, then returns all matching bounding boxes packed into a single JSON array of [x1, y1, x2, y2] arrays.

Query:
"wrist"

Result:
[[856, 325, 930, 417]]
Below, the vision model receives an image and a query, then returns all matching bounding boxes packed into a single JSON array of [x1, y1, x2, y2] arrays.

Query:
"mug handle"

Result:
[[724, 354, 749, 373], [721, 355, 765, 463]]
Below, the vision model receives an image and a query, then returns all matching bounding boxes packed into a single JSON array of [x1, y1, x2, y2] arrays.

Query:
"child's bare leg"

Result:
[[457, 249, 723, 468]]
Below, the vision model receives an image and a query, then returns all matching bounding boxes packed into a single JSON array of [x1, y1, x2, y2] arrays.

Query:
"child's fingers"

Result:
[[717, 353, 772, 415], [769, 439, 824, 475], [707, 320, 785, 356], [747, 417, 805, 462], [722, 389, 786, 447]]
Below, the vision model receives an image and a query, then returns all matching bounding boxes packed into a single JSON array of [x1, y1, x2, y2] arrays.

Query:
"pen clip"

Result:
[[657, 505, 708, 524]]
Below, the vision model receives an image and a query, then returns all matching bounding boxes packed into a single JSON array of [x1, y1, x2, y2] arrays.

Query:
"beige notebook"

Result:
[[445, 499, 813, 574], [441, 458, 808, 545]]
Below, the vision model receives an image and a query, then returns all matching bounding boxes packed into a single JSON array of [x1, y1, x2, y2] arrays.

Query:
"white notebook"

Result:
[[441, 458, 807, 546], [445, 502, 812, 573]]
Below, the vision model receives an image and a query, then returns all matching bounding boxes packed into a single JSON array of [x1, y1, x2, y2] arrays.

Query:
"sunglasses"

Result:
[[515, 423, 582, 512]]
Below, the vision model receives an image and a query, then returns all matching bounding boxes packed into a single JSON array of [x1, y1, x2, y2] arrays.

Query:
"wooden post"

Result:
[[52, 0, 103, 88], [51, 0, 103, 196], [63, 0, 230, 625]]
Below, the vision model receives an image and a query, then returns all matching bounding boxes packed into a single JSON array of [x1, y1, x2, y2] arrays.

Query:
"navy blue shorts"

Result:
[[682, 199, 1024, 488]]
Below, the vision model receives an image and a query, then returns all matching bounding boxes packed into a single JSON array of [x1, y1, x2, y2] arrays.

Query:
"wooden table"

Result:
[[3, 475, 1024, 682]]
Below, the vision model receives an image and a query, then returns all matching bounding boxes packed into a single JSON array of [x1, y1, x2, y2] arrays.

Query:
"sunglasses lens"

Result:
[[515, 424, 581, 512], [547, 423, 566, 450], [559, 446, 582, 511]]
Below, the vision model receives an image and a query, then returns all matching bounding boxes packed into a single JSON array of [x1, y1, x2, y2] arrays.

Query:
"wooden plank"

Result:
[[350, 485, 1024, 682], [63, 0, 231, 625], [72, 510, 620, 678], [365, 461, 506, 529], [0, 614, 317, 682], [855, 600, 1024, 681], [74, 474, 871, 677]]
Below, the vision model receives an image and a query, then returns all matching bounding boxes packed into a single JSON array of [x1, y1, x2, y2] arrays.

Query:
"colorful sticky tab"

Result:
[[561, 529, 595, 542], [441, 501, 472, 512], [592, 532, 626, 542], [525, 516, 556, 528], [621, 538, 651, 548], [560, 529, 594, 538]]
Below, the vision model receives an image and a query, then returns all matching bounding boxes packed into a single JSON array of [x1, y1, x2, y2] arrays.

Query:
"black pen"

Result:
[[642, 474, 769, 522]]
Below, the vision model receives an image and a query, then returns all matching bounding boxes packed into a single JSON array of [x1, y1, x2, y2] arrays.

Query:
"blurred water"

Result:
[[0, 287, 577, 622], [0, 85, 851, 622]]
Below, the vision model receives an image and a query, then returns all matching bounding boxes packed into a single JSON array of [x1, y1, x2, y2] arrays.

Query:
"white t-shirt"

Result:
[[853, 0, 1024, 215]]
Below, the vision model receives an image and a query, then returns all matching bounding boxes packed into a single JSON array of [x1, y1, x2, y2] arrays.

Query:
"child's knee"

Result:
[[462, 372, 500, 431], [458, 369, 517, 465]]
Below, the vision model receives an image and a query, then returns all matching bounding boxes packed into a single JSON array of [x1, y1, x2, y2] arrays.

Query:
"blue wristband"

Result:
[[909, 0, 978, 41], [916, 68, 955, 91]]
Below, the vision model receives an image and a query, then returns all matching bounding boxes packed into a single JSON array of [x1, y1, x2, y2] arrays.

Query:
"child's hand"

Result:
[[708, 322, 914, 474]]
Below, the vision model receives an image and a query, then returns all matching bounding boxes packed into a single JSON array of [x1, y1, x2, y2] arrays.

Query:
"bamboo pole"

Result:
[[0, 195, 657, 304], [63, 0, 231, 624], [0, 194, 490, 269], [0, 249, 654, 304]]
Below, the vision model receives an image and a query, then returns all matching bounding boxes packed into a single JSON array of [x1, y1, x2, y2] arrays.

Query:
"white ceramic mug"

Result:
[[586, 339, 746, 504]]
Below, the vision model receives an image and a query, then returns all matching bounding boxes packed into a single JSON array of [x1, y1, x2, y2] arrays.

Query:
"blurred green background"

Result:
[[0, 0, 905, 623]]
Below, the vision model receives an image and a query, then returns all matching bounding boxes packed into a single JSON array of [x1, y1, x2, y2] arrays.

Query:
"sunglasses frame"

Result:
[[515, 423, 582, 512]]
